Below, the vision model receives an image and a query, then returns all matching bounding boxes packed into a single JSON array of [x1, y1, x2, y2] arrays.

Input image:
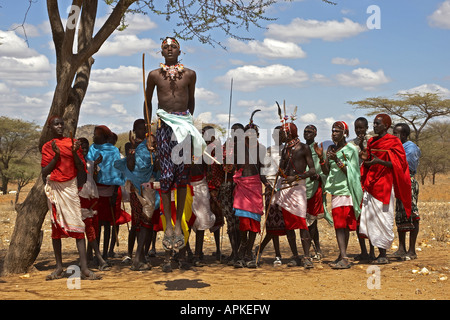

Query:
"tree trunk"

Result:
[[1, 176, 9, 195], [2, 0, 133, 275], [2, 176, 47, 275]]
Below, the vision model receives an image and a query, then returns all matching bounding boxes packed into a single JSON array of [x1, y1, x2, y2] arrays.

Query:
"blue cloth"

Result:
[[234, 208, 262, 222], [403, 141, 421, 175], [86, 143, 125, 186], [114, 139, 158, 195]]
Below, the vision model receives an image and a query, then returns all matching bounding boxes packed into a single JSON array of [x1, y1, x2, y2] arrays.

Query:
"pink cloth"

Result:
[[232, 169, 263, 215]]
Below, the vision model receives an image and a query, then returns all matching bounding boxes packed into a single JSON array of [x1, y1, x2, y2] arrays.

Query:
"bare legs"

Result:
[[47, 237, 98, 280], [160, 186, 187, 251]]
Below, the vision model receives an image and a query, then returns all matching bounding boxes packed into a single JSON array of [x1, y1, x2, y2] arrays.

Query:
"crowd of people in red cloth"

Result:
[[41, 111, 420, 280]]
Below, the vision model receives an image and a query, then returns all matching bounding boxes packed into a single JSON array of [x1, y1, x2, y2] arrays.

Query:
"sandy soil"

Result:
[[0, 187, 449, 303]]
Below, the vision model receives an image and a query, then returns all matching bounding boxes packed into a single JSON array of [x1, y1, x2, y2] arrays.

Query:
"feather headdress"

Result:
[[247, 109, 261, 129]]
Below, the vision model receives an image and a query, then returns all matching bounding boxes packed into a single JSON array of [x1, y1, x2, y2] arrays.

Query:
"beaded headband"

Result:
[[161, 37, 180, 49]]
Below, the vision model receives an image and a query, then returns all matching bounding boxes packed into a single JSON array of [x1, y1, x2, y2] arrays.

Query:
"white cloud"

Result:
[[335, 68, 391, 90], [0, 84, 52, 124], [0, 30, 44, 58], [93, 13, 160, 57], [196, 112, 213, 123], [214, 113, 239, 127], [0, 31, 52, 87], [95, 14, 157, 35], [195, 87, 221, 105], [88, 81, 139, 95], [428, 0, 450, 29], [86, 65, 142, 96], [9, 23, 41, 38], [111, 103, 127, 114], [266, 17, 367, 43], [299, 113, 318, 123], [91, 65, 141, 83], [97, 34, 161, 57], [398, 83, 450, 98], [311, 73, 331, 84], [216, 64, 308, 92], [227, 38, 307, 59], [331, 57, 361, 66]]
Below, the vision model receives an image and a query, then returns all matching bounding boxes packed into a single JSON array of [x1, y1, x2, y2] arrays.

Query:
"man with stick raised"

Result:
[[143, 37, 205, 254]]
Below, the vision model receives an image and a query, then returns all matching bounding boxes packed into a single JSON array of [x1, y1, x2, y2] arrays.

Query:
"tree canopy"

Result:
[[348, 92, 450, 144], [0, 116, 40, 195]]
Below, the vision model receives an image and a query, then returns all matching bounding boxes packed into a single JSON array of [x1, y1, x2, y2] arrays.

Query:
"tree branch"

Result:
[[46, 0, 64, 57]]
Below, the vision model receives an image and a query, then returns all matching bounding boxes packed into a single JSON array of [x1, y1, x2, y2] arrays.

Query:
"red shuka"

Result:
[[360, 134, 412, 218], [41, 137, 86, 181]]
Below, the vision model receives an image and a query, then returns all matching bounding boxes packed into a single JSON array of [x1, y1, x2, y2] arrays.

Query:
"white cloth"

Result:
[[45, 177, 85, 234], [272, 179, 307, 218], [78, 161, 98, 199], [262, 145, 282, 186], [97, 184, 115, 197], [135, 178, 157, 220], [191, 177, 216, 231], [79, 161, 99, 220], [331, 195, 353, 209], [359, 188, 395, 249]]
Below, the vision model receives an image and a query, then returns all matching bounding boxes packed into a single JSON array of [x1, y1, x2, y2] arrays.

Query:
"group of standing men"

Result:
[[41, 37, 421, 280]]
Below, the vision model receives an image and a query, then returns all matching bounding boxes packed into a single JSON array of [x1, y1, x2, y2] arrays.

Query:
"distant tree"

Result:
[[10, 165, 37, 204], [417, 121, 449, 185], [0, 117, 40, 195], [348, 93, 450, 144]]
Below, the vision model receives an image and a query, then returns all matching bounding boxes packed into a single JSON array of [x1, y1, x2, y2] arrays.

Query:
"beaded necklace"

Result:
[[160, 63, 184, 80], [280, 137, 302, 177]]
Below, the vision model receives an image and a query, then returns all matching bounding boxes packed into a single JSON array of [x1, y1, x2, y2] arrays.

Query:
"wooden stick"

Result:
[[142, 53, 154, 165], [89, 201, 98, 210], [256, 169, 281, 264], [203, 150, 221, 165]]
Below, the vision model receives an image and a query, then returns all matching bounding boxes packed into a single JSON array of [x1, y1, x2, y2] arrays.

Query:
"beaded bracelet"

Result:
[[336, 159, 346, 169]]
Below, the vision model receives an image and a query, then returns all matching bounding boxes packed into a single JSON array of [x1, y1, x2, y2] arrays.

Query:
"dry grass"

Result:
[[419, 173, 450, 202]]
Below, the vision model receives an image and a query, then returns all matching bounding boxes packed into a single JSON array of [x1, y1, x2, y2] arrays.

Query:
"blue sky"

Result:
[[0, 0, 449, 144]]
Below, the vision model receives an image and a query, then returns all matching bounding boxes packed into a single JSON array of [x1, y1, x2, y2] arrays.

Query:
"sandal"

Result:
[[121, 256, 132, 264], [246, 260, 258, 268], [162, 233, 173, 251], [273, 257, 282, 266], [331, 258, 351, 269], [161, 261, 173, 273], [178, 260, 192, 270], [405, 253, 417, 260], [45, 269, 65, 281], [130, 262, 151, 271], [287, 257, 301, 267], [81, 270, 102, 280], [98, 262, 112, 271], [311, 252, 323, 262], [372, 256, 389, 265], [234, 260, 245, 268], [390, 250, 407, 260], [302, 257, 314, 269], [173, 233, 186, 251]]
